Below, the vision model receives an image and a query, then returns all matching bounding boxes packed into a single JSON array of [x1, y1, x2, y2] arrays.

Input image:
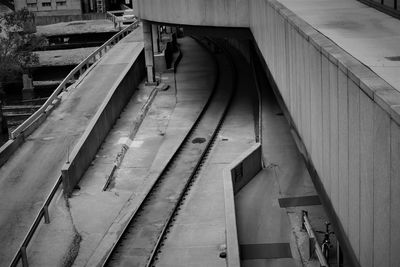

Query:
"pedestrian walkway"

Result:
[[279, 0, 400, 92], [25, 37, 217, 266], [0, 27, 144, 265]]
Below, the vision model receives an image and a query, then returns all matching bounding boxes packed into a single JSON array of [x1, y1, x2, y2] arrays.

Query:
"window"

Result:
[[42, 2, 51, 6], [56, 1, 66, 6], [27, 3, 37, 7]]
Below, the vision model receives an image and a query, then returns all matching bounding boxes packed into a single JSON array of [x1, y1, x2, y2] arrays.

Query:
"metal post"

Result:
[[21, 246, 29, 267], [44, 205, 50, 224], [143, 21, 156, 85], [302, 210, 308, 231], [66, 141, 70, 164], [152, 24, 160, 53], [0, 98, 8, 137], [337, 241, 342, 266]]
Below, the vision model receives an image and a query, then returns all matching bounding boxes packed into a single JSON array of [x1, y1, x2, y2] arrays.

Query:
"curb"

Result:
[[102, 86, 159, 191]]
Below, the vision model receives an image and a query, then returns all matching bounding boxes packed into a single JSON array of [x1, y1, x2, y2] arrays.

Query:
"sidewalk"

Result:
[[0, 27, 143, 265], [26, 37, 217, 266]]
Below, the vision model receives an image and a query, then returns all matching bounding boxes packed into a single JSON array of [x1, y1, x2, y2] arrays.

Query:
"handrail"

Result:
[[106, 11, 123, 28], [302, 211, 329, 267], [9, 176, 62, 267], [10, 20, 139, 140], [9, 20, 140, 267]]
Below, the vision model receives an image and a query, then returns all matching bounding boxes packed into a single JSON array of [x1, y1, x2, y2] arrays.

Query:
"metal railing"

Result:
[[10, 20, 140, 140], [302, 211, 329, 267], [9, 20, 140, 267], [9, 176, 62, 267], [106, 10, 125, 28]]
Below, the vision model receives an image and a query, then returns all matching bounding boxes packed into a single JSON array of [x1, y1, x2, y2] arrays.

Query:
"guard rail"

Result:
[[10, 20, 139, 140], [9, 176, 62, 267], [9, 20, 140, 267], [106, 11, 123, 28]]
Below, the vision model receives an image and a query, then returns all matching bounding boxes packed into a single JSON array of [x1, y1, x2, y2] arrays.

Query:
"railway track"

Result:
[[102, 38, 237, 267]]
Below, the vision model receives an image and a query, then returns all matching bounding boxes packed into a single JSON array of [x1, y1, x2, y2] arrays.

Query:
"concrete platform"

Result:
[[0, 28, 144, 265], [82, 37, 216, 266], [234, 55, 335, 266], [154, 41, 257, 267], [24, 37, 217, 266], [26, 82, 156, 266], [278, 0, 400, 92]]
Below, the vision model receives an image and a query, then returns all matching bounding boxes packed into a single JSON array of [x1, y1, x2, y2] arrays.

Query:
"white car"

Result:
[[122, 9, 136, 24]]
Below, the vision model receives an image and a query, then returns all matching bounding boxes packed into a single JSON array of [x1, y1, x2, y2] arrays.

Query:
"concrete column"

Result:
[[171, 26, 177, 34], [0, 100, 7, 137], [143, 21, 156, 85], [152, 24, 160, 53], [22, 74, 34, 100]]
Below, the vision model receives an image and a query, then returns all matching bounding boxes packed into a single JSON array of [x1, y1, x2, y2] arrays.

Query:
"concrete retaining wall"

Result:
[[0, 138, 24, 167], [34, 13, 107, 26], [249, 1, 400, 266], [131, 0, 400, 265], [230, 143, 262, 194], [61, 50, 145, 196], [223, 143, 262, 267], [0, 102, 58, 168]]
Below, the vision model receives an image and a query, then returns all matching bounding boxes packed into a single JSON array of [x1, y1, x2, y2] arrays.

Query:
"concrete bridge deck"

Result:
[[2, 0, 400, 265], [135, 0, 400, 265], [0, 27, 144, 265], [25, 37, 218, 266], [278, 0, 400, 93], [18, 34, 323, 267]]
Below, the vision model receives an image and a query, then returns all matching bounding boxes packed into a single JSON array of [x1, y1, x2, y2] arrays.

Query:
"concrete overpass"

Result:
[[1, 0, 400, 266], [135, 0, 400, 266]]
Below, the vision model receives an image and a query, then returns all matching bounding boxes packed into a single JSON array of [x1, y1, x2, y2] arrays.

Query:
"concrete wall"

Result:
[[34, 13, 106, 25], [134, 0, 249, 27], [132, 0, 400, 265], [249, 0, 400, 266], [0, 138, 24, 167], [16, 0, 82, 16], [61, 50, 145, 196], [230, 143, 262, 194], [223, 143, 262, 267]]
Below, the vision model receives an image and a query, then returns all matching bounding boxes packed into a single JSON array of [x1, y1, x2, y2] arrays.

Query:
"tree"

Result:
[[0, 8, 47, 96], [0, 8, 47, 135]]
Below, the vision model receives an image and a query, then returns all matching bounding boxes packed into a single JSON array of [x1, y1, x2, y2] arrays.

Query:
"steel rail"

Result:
[[146, 37, 238, 267], [101, 37, 225, 267], [11, 20, 139, 139]]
